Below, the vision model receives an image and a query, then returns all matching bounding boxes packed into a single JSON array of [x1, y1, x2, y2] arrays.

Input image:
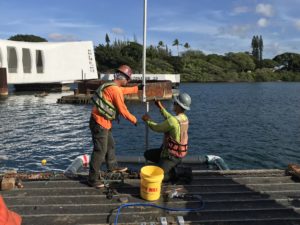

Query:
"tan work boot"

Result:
[[111, 167, 128, 173], [87, 179, 105, 189]]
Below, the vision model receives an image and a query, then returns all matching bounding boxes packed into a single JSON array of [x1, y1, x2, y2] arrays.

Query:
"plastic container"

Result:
[[140, 165, 164, 201], [64, 154, 90, 175]]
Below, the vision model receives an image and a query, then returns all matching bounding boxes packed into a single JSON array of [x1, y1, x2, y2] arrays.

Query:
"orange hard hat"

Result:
[[117, 65, 132, 80]]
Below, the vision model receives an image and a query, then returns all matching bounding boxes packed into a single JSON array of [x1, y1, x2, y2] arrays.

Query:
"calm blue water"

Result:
[[1, 82, 300, 171]]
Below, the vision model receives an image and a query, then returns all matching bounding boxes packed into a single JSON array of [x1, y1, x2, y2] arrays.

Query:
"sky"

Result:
[[0, 0, 300, 59]]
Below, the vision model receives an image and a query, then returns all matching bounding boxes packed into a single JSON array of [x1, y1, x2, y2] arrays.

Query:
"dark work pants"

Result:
[[88, 117, 118, 182], [144, 148, 182, 182]]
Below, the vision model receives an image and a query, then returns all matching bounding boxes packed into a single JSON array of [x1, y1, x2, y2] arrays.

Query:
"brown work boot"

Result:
[[110, 167, 128, 173], [87, 179, 105, 189]]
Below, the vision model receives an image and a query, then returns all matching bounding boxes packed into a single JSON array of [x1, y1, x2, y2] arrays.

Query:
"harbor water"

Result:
[[1, 82, 300, 172]]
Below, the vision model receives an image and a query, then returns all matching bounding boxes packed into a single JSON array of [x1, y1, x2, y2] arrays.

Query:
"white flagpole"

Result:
[[142, 0, 149, 150]]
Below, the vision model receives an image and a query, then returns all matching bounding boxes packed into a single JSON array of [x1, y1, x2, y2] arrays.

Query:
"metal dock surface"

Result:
[[2, 169, 300, 225]]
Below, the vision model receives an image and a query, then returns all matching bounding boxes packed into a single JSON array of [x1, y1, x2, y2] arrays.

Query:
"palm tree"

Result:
[[172, 38, 181, 56], [157, 41, 164, 49], [183, 42, 190, 50]]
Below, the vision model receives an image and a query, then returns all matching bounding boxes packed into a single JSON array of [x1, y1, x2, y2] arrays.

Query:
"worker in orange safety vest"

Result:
[[88, 65, 141, 188]]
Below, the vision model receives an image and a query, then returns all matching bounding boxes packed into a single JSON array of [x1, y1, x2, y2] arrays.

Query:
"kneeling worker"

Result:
[[142, 93, 191, 182]]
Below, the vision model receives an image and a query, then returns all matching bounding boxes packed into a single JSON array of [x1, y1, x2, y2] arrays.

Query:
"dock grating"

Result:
[[1, 169, 300, 225]]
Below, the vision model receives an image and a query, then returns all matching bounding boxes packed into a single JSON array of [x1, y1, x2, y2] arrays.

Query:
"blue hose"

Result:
[[114, 200, 205, 225]]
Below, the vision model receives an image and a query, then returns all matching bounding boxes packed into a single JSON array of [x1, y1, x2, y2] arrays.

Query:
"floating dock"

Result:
[[57, 80, 174, 104], [1, 168, 300, 225]]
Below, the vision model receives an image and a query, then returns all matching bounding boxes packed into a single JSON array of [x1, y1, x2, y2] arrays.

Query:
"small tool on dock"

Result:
[[104, 186, 119, 200], [118, 197, 128, 203]]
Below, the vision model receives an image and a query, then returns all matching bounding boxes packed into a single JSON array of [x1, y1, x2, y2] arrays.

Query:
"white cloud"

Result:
[[256, 4, 274, 17], [232, 6, 250, 15], [111, 28, 124, 35], [49, 19, 97, 28], [4, 20, 23, 26], [218, 24, 251, 38], [295, 19, 300, 30], [265, 42, 281, 57], [257, 18, 268, 27], [264, 38, 300, 58], [48, 33, 77, 41], [149, 22, 217, 35], [265, 41, 297, 58]]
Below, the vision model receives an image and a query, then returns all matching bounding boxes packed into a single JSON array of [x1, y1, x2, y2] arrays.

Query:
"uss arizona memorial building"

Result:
[[0, 39, 98, 85]]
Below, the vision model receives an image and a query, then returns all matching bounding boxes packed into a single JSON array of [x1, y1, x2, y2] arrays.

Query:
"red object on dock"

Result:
[[0, 68, 8, 96]]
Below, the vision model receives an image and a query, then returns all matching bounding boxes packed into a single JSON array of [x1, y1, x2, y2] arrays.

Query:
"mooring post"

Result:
[[0, 68, 8, 96]]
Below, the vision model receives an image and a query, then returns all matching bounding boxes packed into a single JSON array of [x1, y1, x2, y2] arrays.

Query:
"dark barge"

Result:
[[1, 164, 300, 225]]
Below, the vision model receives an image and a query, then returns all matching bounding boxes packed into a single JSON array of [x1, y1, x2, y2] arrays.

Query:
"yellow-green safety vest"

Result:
[[91, 82, 117, 120]]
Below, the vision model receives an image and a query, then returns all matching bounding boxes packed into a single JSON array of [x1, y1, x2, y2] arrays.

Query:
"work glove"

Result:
[[154, 99, 163, 109], [142, 114, 150, 122], [138, 83, 144, 90]]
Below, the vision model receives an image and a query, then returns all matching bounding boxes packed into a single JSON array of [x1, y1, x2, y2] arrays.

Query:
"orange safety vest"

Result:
[[166, 115, 189, 158], [0, 195, 22, 225]]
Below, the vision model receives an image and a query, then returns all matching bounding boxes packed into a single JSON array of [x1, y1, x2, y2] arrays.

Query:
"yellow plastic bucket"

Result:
[[140, 165, 164, 201]]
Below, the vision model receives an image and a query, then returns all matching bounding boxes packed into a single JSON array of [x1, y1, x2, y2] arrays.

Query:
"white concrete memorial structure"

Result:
[[0, 39, 97, 90]]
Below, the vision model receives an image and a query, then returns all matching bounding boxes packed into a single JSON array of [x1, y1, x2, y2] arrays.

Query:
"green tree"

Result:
[[120, 42, 143, 71], [172, 38, 181, 56], [183, 42, 190, 50], [8, 34, 47, 42], [167, 56, 183, 73], [157, 41, 164, 49], [181, 50, 205, 60], [105, 33, 110, 47], [254, 68, 279, 81], [261, 59, 278, 68], [146, 58, 174, 74], [226, 52, 256, 72], [259, 35, 263, 62], [273, 52, 300, 71], [206, 54, 235, 72], [251, 35, 264, 67], [251, 36, 259, 62]]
